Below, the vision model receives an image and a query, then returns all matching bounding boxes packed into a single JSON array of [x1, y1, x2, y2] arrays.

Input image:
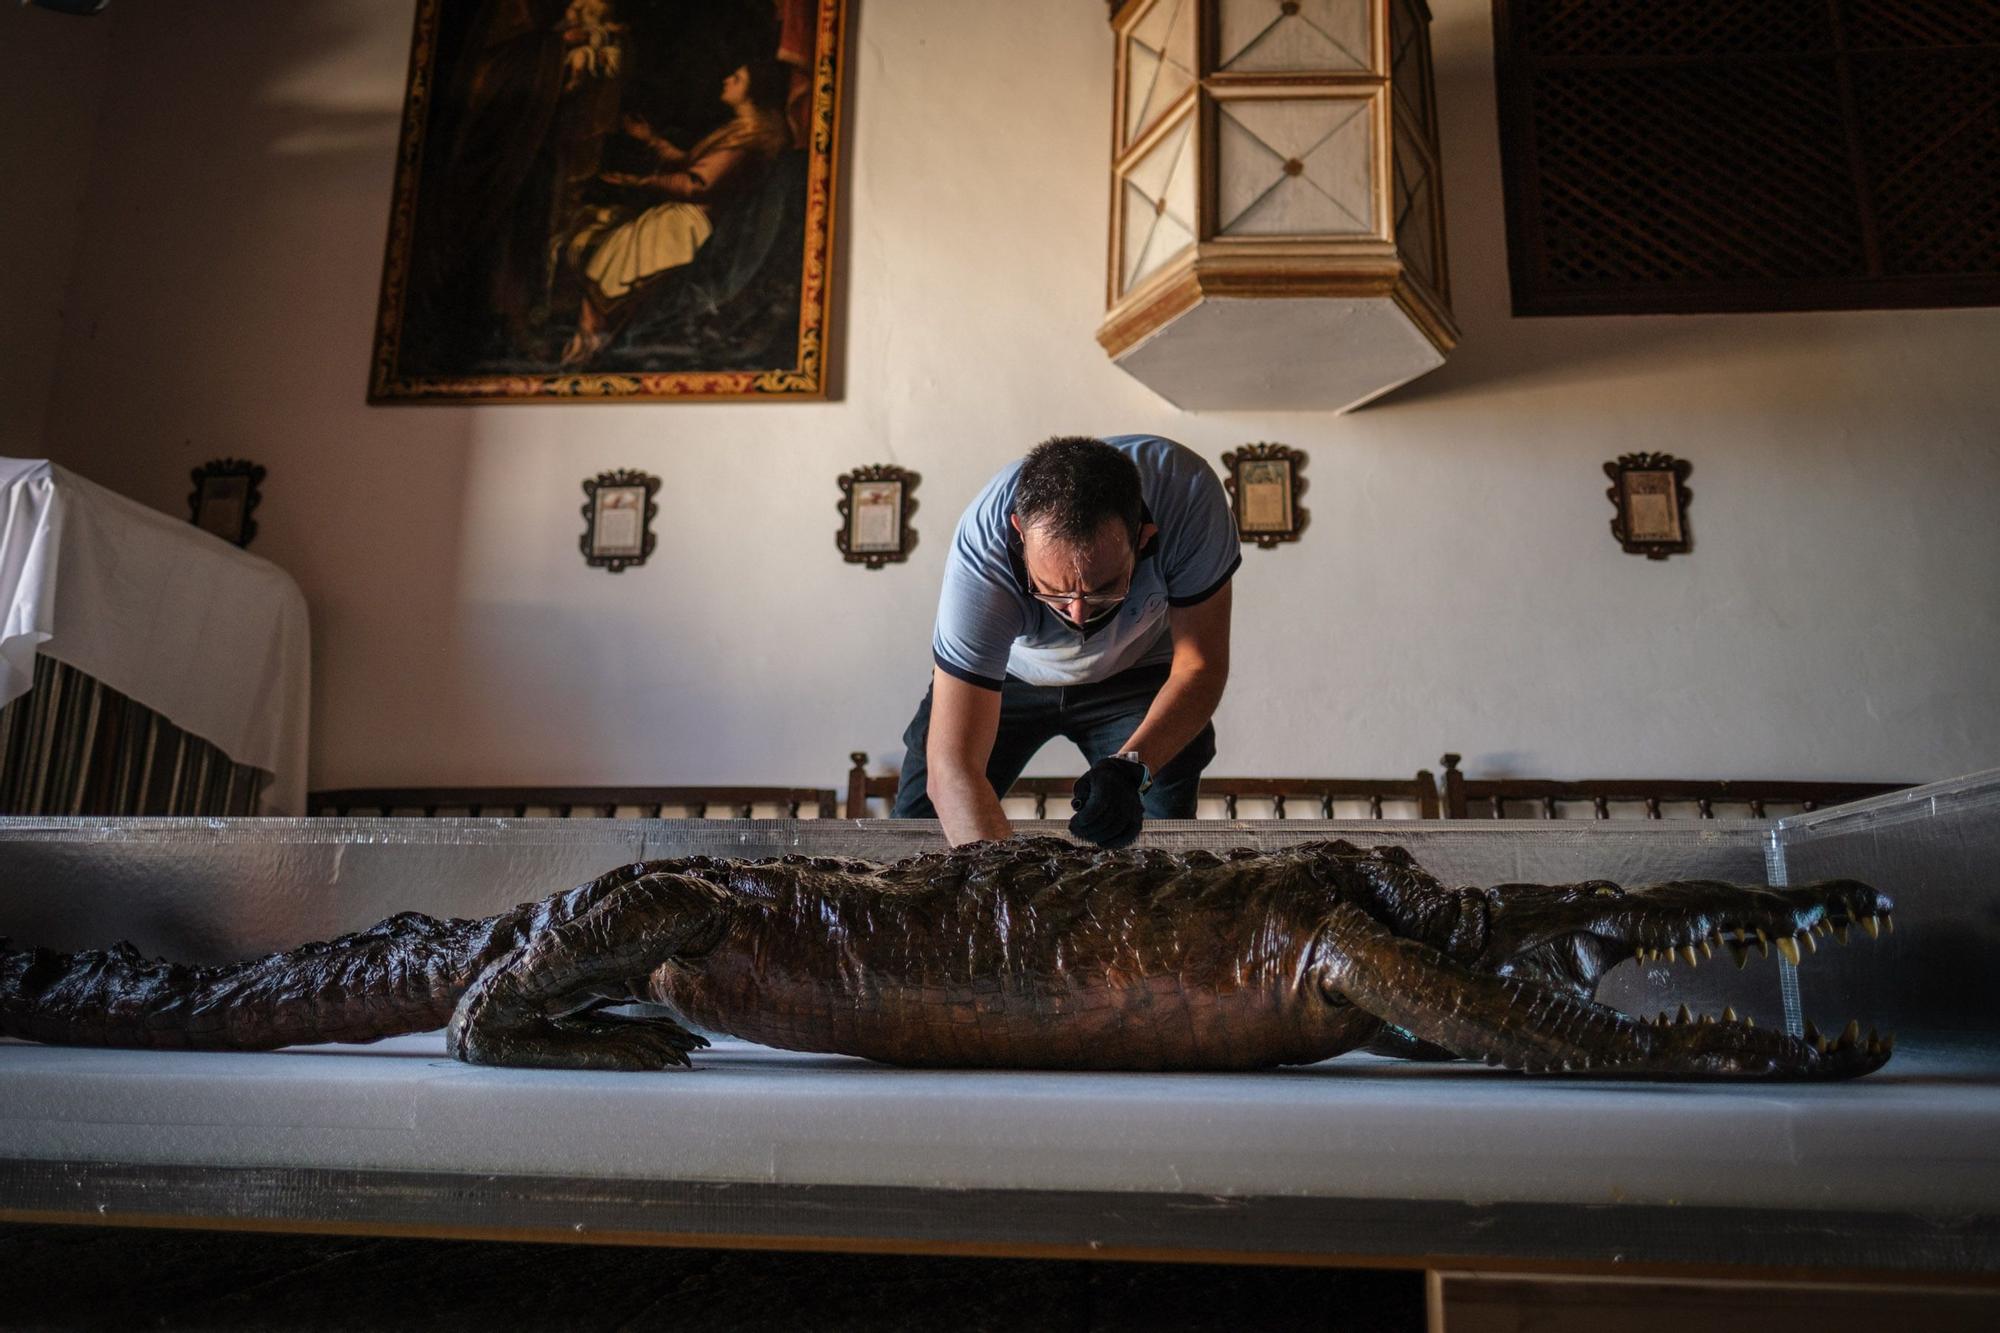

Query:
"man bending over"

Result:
[[892, 435, 1239, 847]]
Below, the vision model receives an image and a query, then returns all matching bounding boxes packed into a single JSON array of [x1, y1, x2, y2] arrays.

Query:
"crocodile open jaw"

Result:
[[1508, 878, 1897, 1078]]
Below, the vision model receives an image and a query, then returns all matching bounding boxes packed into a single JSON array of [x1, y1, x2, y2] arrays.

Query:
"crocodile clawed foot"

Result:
[[543, 1012, 711, 1071], [450, 1009, 710, 1071]]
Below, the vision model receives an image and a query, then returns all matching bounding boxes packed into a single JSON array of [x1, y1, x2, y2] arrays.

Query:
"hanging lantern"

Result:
[[1101, 0, 1456, 410]]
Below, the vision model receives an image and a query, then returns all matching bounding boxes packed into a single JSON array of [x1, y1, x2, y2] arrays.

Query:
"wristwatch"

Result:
[[1114, 750, 1153, 793]]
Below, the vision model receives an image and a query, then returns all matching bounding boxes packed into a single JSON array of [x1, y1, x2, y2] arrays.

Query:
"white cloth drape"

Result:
[[0, 459, 310, 814]]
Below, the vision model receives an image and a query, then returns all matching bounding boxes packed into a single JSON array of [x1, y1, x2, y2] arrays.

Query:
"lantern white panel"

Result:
[[1218, 99, 1375, 236], [1121, 116, 1199, 292], [1219, 0, 1372, 73], [1125, 0, 1198, 145], [1113, 294, 1445, 411]]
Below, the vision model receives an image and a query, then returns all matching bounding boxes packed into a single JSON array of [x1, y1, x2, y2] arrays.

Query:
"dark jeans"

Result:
[[892, 663, 1216, 820]]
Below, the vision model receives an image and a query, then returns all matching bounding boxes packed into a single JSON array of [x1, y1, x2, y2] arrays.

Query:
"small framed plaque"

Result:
[[1221, 443, 1308, 548], [188, 458, 265, 548], [580, 470, 660, 573], [836, 465, 919, 569], [1604, 453, 1692, 560]]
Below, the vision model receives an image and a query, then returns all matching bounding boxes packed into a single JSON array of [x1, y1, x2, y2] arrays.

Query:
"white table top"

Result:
[[4, 1031, 1996, 1272]]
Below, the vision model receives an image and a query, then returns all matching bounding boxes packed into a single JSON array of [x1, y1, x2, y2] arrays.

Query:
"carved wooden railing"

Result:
[[308, 786, 837, 819], [1438, 754, 1910, 820], [845, 753, 1440, 820]]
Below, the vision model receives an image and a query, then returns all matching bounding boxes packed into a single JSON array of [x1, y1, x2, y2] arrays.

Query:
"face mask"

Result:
[[1065, 600, 1124, 634]]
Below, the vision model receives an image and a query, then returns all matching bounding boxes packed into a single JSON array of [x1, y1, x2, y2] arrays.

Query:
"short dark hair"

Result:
[[1012, 436, 1143, 547]]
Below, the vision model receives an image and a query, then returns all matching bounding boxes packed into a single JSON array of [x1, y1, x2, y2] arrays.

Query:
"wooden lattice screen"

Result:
[[1494, 1, 2000, 315]]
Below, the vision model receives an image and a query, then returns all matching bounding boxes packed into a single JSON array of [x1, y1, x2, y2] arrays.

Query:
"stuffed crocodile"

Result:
[[0, 838, 1894, 1079]]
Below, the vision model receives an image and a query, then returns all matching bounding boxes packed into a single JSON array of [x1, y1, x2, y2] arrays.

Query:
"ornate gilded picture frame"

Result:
[[188, 459, 265, 549], [370, 0, 848, 404], [1604, 452, 1693, 560], [581, 470, 660, 572], [836, 465, 919, 570], [1221, 443, 1308, 548]]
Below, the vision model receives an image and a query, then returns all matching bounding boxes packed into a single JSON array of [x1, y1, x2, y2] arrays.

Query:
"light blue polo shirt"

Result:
[[931, 435, 1240, 690]]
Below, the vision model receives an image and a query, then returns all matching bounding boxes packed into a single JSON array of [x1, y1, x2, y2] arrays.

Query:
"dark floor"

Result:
[[0, 1224, 1426, 1332]]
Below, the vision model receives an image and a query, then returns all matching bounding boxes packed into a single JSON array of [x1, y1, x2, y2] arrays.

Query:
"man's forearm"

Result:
[[1120, 663, 1227, 775], [923, 666, 1012, 846], [928, 762, 1014, 846]]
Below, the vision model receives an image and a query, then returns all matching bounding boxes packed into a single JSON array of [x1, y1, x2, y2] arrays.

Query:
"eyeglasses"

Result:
[[1028, 583, 1131, 612]]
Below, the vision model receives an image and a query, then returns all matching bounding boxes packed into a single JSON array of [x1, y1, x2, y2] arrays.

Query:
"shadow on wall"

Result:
[[241, 7, 489, 795], [1364, 15, 1809, 412], [39, 1, 488, 791]]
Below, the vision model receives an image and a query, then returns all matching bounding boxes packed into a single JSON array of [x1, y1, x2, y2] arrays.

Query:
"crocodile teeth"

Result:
[[1839, 1019, 1860, 1050], [1731, 927, 1746, 944], [1722, 1006, 1738, 1023], [1861, 915, 1881, 939], [1727, 940, 1750, 969], [1801, 930, 1817, 954], [1776, 936, 1801, 966], [1833, 922, 1849, 945], [1699, 938, 1715, 959], [1744, 1016, 1754, 1029], [1676, 1003, 1693, 1025], [1885, 912, 1895, 934], [1680, 945, 1700, 967], [1804, 1019, 1822, 1047], [1754, 929, 1771, 957]]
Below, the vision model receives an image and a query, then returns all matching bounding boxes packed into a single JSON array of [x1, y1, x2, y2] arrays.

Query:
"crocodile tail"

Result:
[[0, 913, 501, 1053]]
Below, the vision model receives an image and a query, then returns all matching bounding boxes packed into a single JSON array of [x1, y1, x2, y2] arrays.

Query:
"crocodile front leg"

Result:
[[447, 872, 729, 1070]]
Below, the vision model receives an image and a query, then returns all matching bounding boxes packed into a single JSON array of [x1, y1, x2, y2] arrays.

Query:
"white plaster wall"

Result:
[[34, 0, 2000, 794], [0, 3, 110, 454]]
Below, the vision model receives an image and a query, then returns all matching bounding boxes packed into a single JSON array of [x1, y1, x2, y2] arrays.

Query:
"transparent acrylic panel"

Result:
[[0, 813, 1748, 952], [1, 803, 1967, 1040], [1772, 769, 2000, 1041]]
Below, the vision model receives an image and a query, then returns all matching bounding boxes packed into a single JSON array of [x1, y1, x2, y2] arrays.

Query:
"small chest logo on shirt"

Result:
[[1137, 593, 1165, 619]]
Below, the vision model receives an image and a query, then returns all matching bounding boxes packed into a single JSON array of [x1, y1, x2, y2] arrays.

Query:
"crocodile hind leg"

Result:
[[448, 872, 729, 1070]]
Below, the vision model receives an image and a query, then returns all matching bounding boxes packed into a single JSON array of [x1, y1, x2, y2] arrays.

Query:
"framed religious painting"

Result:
[[187, 459, 265, 548], [580, 470, 660, 572], [370, 0, 849, 404], [1604, 453, 1692, 560], [835, 465, 918, 569], [1221, 443, 1308, 549]]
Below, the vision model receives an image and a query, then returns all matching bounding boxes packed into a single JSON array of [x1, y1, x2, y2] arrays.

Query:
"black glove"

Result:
[[1069, 755, 1148, 849]]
